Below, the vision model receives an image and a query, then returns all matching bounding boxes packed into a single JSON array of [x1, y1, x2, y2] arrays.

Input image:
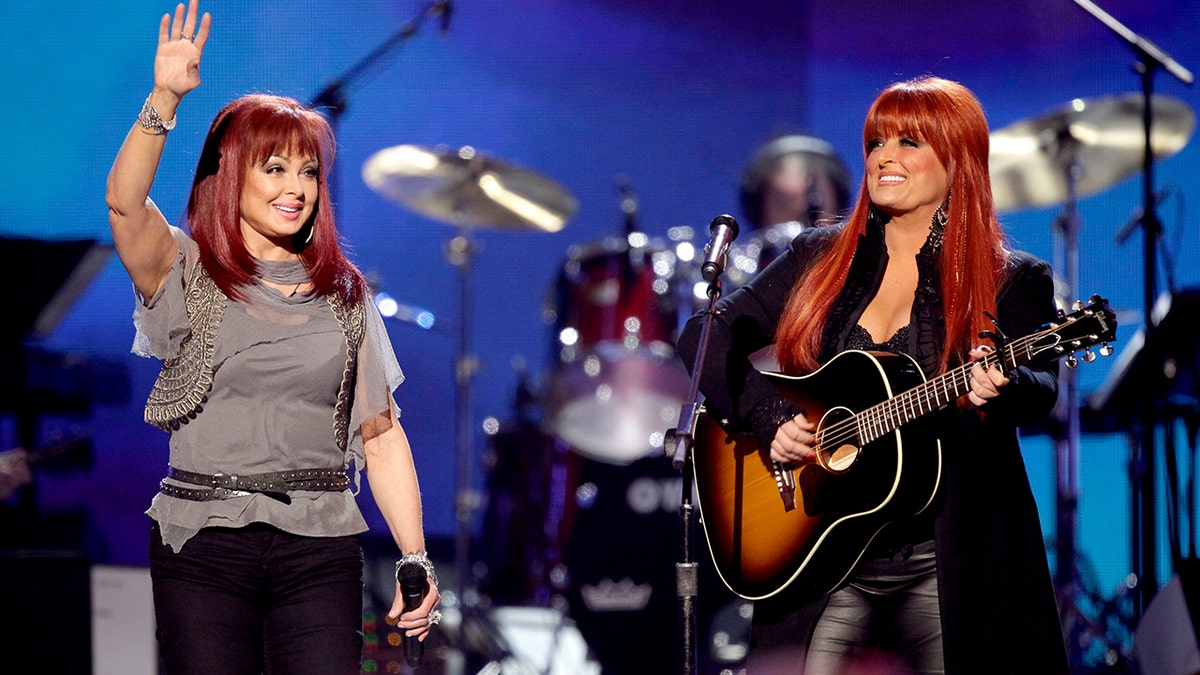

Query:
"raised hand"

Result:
[[153, 0, 211, 100]]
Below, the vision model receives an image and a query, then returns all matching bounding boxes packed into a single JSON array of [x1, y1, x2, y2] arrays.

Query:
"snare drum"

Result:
[[544, 236, 690, 464]]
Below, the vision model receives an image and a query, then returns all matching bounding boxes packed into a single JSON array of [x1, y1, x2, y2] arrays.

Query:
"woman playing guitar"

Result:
[[678, 77, 1073, 674]]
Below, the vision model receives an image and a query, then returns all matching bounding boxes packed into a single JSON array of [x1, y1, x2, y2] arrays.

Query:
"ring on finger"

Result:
[[429, 609, 442, 626]]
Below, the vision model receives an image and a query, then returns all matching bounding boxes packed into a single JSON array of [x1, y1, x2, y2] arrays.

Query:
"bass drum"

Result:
[[556, 453, 683, 674], [544, 236, 690, 464]]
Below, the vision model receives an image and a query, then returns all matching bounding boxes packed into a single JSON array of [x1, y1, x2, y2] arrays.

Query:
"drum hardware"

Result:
[[990, 3, 1196, 659], [989, 92, 1194, 212], [989, 89, 1194, 606], [362, 144, 577, 233], [363, 143, 577, 655], [1082, 0, 1195, 629]]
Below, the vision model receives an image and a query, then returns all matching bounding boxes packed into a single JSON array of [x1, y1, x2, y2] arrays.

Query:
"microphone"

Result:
[[396, 560, 430, 667], [700, 214, 740, 282], [438, 0, 453, 34]]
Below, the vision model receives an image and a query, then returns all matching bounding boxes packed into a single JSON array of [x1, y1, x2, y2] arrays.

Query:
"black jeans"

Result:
[[149, 522, 364, 675]]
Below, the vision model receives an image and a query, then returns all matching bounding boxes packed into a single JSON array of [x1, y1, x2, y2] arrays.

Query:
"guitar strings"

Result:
[[808, 320, 1066, 454]]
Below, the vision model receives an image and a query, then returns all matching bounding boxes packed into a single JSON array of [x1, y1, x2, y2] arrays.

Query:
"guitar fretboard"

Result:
[[840, 315, 1093, 448]]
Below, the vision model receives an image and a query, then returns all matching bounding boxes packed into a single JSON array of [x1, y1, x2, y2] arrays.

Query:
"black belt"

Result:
[[159, 466, 350, 504]]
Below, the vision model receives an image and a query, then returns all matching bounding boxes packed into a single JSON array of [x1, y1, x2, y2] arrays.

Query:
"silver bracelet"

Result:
[[395, 550, 438, 588], [137, 95, 177, 135]]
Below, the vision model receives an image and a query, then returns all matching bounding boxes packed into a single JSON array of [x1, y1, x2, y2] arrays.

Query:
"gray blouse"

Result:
[[132, 227, 405, 552]]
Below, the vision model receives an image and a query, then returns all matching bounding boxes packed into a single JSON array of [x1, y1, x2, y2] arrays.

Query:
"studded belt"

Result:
[[159, 466, 350, 504]]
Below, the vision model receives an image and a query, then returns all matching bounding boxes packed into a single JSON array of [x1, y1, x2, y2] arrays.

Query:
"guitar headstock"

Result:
[[1027, 294, 1117, 367]]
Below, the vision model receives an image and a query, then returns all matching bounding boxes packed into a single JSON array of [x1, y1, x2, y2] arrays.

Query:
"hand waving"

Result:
[[153, 0, 211, 100]]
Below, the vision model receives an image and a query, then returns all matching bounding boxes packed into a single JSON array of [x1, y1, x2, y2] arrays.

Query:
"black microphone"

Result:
[[438, 0, 453, 34], [701, 214, 740, 282], [396, 560, 430, 667]]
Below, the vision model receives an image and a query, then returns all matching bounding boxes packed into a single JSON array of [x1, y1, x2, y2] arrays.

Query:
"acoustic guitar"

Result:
[[692, 295, 1117, 601]]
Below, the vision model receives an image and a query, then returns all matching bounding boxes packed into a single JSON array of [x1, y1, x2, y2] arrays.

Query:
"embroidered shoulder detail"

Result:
[[144, 263, 226, 431], [329, 293, 367, 451]]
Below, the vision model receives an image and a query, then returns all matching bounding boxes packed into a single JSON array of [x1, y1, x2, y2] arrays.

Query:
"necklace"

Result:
[[257, 258, 310, 297]]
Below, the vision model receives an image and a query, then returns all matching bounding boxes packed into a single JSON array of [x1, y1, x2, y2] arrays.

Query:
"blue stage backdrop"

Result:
[[2, 0, 1199, 603]]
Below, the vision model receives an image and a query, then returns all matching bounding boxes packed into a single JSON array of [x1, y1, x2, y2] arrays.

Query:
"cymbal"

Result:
[[989, 93, 1195, 211], [362, 144, 577, 232]]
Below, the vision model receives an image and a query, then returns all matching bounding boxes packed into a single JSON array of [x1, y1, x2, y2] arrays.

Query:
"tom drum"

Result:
[[544, 236, 690, 464]]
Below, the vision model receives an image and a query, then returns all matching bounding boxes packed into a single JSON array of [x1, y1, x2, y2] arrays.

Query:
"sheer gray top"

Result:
[[132, 227, 405, 552]]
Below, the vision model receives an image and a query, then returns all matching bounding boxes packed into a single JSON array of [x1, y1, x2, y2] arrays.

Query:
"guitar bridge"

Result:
[[772, 461, 796, 511]]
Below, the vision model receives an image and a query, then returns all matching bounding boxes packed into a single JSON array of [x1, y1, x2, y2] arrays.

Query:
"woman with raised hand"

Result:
[[106, 2, 440, 672]]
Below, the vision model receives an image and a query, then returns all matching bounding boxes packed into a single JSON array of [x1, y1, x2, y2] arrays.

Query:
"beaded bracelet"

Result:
[[395, 550, 439, 588], [137, 95, 177, 135]]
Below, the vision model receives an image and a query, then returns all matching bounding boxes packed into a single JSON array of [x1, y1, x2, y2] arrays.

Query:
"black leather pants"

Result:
[[804, 539, 945, 675]]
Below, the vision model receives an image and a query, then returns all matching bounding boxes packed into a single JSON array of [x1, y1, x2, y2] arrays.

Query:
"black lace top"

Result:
[[845, 324, 911, 355]]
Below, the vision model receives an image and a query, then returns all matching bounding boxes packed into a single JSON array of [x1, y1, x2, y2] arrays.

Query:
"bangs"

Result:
[[230, 96, 333, 170], [862, 81, 966, 170], [863, 88, 940, 149]]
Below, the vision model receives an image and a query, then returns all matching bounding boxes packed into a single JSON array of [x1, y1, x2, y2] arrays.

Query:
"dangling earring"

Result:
[[928, 193, 949, 251], [933, 203, 948, 228], [303, 221, 315, 245], [934, 188, 950, 228]]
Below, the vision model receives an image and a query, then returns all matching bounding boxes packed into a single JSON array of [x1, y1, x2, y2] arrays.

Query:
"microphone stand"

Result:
[[669, 270, 726, 675], [310, 0, 449, 115], [309, 0, 450, 194], [1073, 0, 1194, 616]]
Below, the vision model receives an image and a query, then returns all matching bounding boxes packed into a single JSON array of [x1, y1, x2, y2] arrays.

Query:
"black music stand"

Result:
[[1090, 288, 1200, 580]]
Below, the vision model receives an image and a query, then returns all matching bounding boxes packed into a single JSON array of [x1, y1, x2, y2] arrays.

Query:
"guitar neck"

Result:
[[857, 337, 1035, 445]]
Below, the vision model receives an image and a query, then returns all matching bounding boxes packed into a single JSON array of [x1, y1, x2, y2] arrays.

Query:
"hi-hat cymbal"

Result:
[[362, 144, 577, 232], [989, 93, 1195, 211]]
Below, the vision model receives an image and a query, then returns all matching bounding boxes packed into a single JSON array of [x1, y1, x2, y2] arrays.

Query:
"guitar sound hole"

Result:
[[819, 443, 860, 473], [817, 407, 860, 474]]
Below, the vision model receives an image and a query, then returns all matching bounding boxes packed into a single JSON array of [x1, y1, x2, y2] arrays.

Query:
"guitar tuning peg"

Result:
[[1065, 354, 1079, 368], [1082, 349, 1097, 363], [1100, 343, 1113, 357], [1072, 300, 1085, 311]]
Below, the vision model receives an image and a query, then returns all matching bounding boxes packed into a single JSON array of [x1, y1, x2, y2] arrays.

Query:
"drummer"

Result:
[[737, 133, 853, 260]]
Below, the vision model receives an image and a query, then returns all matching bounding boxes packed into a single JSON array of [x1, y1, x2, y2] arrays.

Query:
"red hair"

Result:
[[776, 76, 1008, 375], [185, 94, 366, 305]]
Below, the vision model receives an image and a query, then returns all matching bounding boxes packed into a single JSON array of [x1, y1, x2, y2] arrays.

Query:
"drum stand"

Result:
[[445, 228, 480, 608], [668, 269, 728, 675], [444, 227, 526, 672], [1044, 133, 1086, 661]]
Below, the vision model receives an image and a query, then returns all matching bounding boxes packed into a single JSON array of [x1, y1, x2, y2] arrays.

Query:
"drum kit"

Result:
[[359, 88, 1195, 669]]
